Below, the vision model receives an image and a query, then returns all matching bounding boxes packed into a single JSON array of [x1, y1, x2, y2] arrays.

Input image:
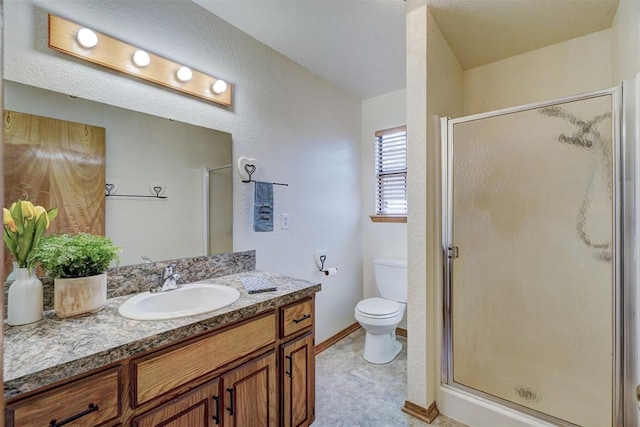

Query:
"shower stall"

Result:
[[203, 165, 233, 255], [441, 86, 637, 426]]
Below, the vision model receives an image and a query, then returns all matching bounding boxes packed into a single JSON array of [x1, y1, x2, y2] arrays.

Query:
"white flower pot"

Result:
[[54, 273, 107, 318], [7, 267, 43, 326]]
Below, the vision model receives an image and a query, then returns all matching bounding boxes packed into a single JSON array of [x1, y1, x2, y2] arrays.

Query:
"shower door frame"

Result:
[[441, 87, 630, 426]]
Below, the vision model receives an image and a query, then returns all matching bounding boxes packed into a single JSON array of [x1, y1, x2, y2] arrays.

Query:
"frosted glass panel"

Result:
[[208, 167, 232, 254], [450, 95, 613, 426]]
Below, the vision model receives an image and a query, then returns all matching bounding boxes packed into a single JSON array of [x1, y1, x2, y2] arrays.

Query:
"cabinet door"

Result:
[[222, 351, 277, 427], [131, 379, 221, 427], [281, 332, 315, 427]]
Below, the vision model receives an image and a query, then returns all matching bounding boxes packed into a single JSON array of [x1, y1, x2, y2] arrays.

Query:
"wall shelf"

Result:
[[105, 183, 167, 199]]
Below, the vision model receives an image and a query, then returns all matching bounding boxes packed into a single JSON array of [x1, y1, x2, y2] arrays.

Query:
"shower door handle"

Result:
[[447, 246, 459, 259]]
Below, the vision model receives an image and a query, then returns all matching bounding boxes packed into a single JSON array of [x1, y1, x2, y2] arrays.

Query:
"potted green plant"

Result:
[[30, 233, 121, 318]]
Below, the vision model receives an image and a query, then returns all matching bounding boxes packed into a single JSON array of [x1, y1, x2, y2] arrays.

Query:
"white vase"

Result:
[[5, 261, 20, 285], [7, 267, 43, 326], [54, 273, 107, 318]]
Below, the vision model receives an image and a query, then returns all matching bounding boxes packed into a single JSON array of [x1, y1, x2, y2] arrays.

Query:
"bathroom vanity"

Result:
[[4, 267, 319, 427]]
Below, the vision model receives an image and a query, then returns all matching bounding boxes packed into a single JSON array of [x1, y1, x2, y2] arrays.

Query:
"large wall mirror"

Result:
[[3, 81, 233, 267]]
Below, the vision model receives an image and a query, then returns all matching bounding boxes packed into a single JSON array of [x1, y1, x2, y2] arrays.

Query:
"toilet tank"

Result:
[[374, 258, 407, 303]]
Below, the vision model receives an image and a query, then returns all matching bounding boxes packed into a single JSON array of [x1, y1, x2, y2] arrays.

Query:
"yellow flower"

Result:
[[34, 205, 50, 229], [3, 208, 16, 232], [3, 208, 12, 225], [3, 199, 58, 267], [21, 200, 35, 220]]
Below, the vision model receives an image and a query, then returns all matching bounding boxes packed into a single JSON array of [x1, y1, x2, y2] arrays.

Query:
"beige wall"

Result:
[[406, 8, 428, 409], [612, 0, 640, 83], [464, 29, 612, 115], [406, 6, 463, 409], [361, 89, 407, 328]]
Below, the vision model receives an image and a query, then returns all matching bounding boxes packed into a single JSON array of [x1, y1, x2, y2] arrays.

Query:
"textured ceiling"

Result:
[[194, 0, 620, 100], [193, 0, 411, 99]]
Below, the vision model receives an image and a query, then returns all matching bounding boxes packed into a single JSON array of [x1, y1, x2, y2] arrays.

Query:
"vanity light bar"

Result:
[[47, 14, 232, 107]]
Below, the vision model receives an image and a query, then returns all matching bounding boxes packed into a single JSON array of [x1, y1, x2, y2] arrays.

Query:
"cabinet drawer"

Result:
[[7, 367, 121, 426], [281, 299, 314, 337], [133, 312, 276, 406]]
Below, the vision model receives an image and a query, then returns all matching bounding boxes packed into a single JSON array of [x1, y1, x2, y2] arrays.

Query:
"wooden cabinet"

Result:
[[281, 299, 313, 338], [133, 351, 277, 427], [132, 313, 276, 407], [221, 352, 277, 427], [279, 298, 315, 427], [6, 367, 121, 427], [5, 295, 315, 427], [131, 380, 220, 427], [281, 333, 315, 427]]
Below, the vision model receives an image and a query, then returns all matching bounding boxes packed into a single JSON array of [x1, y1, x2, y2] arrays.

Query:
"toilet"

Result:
[[354, 258, 407, 364]]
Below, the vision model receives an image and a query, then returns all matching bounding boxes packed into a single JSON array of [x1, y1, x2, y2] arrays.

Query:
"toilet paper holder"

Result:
[[318, 255, 338, 276], [318, 255, 327, 272]]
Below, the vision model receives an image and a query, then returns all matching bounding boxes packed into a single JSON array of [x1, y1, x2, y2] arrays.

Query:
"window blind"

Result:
[[375, 126, 407, 216]]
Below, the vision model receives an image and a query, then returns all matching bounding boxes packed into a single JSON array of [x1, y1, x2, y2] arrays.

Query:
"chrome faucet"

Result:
[[150, 264, 182, 293]]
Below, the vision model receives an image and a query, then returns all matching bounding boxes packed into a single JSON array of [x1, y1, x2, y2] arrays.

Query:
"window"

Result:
[[372, 126, 407, 222]]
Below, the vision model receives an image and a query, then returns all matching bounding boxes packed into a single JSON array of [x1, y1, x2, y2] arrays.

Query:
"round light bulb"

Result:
[[132, 50, 150, 67], [211, 80, 228, 94], [77, 28, 98, 48], [176, 66, 192, 82]]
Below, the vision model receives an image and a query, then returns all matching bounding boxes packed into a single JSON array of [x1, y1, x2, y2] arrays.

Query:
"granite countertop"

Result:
[[4, 271, 320, 399]]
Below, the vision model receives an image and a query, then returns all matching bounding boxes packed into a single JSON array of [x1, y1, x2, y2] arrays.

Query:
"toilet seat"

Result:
[[355, 297, 401, 319]]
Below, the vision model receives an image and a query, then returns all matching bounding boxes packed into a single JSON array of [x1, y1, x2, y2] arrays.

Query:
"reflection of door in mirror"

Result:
[[4, 82, 233, 266], [204, 165, 232, 255], [3, 110, 105, 273]]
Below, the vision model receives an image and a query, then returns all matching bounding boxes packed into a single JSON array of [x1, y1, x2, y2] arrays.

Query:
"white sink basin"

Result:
[[118, 284, 240, 320]]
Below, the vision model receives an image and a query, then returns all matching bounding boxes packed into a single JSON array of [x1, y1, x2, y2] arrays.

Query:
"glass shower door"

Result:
[[443, 91, 618, 426]]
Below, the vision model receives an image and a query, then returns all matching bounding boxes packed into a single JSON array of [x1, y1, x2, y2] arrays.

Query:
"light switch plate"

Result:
[[281, 213, 290, 230]]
